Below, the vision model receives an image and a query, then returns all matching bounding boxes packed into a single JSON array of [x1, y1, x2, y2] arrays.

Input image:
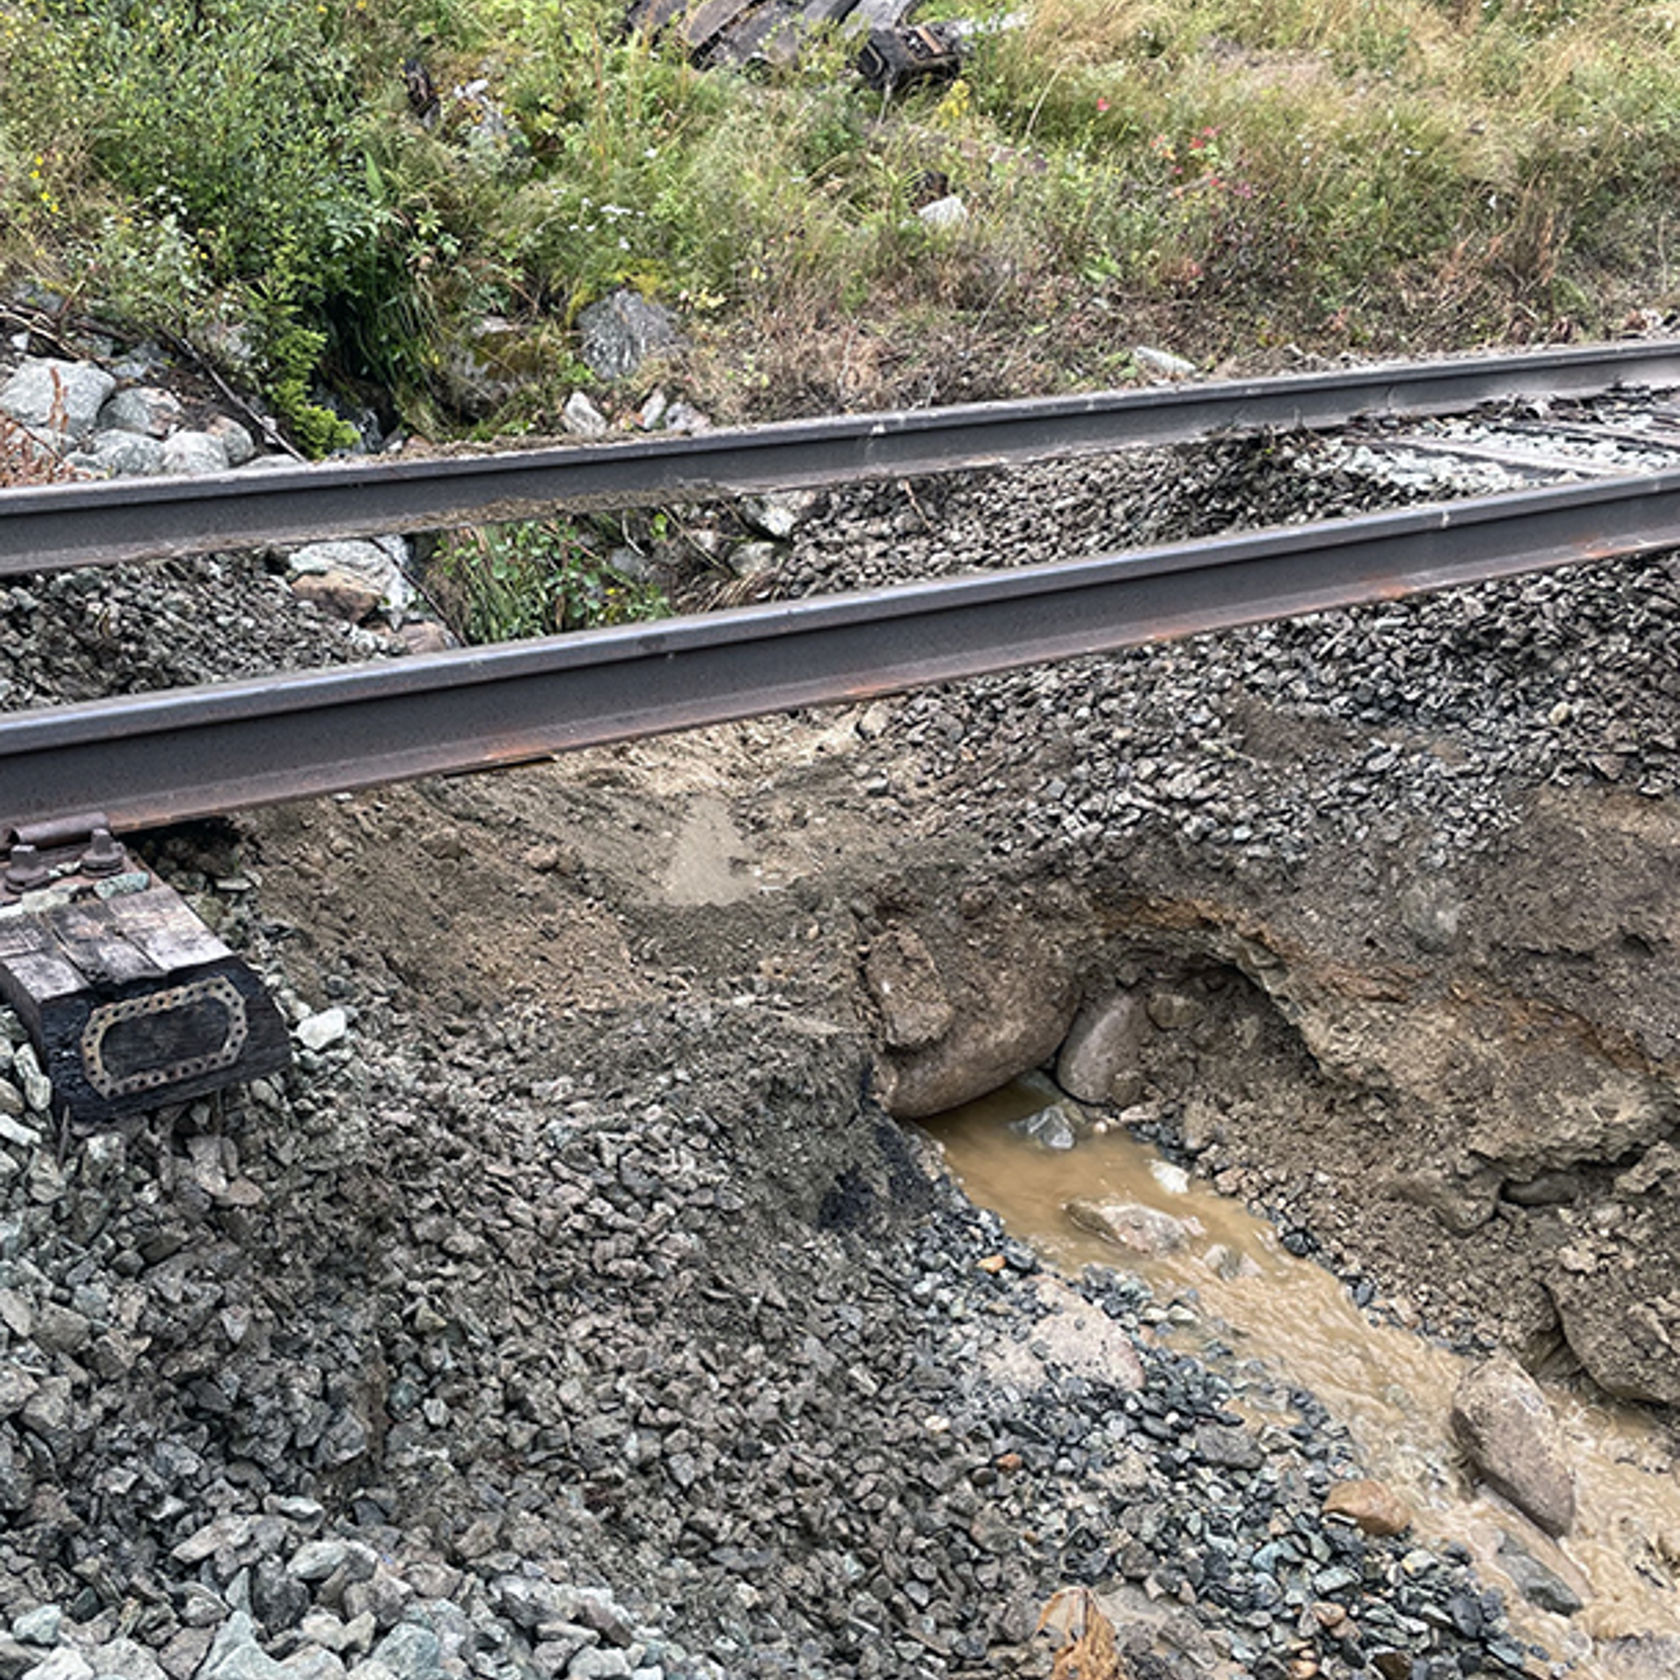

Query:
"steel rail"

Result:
[[5, 466, 1680, 835], [4, 339, 1680, 578]]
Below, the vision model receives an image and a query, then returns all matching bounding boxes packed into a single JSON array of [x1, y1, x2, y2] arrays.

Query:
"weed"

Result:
[[0, 369, 73, 489], [432, 518, 667, 644], [262, 323, 362, 458]]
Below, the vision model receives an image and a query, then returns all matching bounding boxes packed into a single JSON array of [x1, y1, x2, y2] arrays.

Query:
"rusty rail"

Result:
[[5, 339, 1680, 577], [4, 467, 1679, 835]]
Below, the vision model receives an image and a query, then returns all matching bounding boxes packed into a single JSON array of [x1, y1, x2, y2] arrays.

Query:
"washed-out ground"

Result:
[[5, 420, 1680, 1678]]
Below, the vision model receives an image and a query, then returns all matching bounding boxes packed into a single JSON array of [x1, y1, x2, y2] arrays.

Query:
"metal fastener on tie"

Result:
[[3, 844, 47, 893], [79, 827, 127, 878]]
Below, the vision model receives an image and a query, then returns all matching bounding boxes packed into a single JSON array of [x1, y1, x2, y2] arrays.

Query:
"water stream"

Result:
[[927, 1082, 1680, 1679]]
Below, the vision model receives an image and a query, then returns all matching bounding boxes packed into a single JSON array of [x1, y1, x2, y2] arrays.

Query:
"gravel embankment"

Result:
[[746, 424, 1680, 867], [0, 957, 1544, 1680], [0, 555, 394, 713]]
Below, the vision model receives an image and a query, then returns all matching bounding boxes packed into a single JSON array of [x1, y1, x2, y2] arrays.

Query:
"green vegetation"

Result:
[[433, 518, 667, 642], [4, 0, 1680, 437]]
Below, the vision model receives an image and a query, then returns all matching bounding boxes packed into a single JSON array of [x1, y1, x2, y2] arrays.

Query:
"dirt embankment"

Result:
[[254, 637, 1680, 1412]]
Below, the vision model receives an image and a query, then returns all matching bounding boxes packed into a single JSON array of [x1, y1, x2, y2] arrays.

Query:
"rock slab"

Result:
[[577, 290, 682, 382], [1450, 1359, 1576, 1536], [1323, 1478, 1412, 1537], [0, 359, 114, 441], [1065, 1198, 1201, 1256], [1055, 988, 1146, 1102]]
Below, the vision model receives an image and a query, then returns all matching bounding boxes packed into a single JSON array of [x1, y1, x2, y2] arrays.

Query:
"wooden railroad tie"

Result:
[[625, 0, 964, 82], [0, 816, 290, 1124]]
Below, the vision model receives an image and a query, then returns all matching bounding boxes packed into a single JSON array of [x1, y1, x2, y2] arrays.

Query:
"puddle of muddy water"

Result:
[[926, 1081, 1680, 1679]]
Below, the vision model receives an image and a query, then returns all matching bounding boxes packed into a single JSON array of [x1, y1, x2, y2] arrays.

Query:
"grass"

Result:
[[3, 0, 1680, 435], [8, 0, 1679, 637]]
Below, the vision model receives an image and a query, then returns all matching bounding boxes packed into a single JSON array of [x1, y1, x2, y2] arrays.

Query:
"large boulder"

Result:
[[1449, 1359, 1576, 1536], [1547, 1255, 1680, 1407], [873, 922, 1077, 1118], [865, 926, 952, 1051]]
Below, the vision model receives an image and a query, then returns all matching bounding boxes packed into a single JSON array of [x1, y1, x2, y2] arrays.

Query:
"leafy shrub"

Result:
[[263, 324, 362, 457], [433, 519, 667, 644]]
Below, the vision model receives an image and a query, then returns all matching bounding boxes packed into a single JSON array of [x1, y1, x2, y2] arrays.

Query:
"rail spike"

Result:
[[0, 816, 290, 1124]]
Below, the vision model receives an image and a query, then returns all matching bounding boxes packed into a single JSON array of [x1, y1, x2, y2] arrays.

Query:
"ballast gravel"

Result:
[[734, 414, 1680, 868], [0, 556, 395, 714], [0, 973, 1545, 1680]]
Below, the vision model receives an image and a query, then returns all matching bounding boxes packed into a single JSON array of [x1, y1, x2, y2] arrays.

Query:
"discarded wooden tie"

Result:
[[0, 816, 290, 1124]]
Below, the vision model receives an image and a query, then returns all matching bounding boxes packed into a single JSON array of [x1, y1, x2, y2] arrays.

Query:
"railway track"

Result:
[[6, 338, 1680, 579], [5, 335, 1680, 1117], [3, 335, 1680, 835], [7, 465, 1680, 836]]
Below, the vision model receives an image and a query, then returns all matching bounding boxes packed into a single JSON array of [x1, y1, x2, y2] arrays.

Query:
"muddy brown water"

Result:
[[926, 1082, 1680, 1679]]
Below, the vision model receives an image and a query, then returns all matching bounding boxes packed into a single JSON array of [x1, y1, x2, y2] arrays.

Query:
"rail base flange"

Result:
[[0, 818, 290, 1123]]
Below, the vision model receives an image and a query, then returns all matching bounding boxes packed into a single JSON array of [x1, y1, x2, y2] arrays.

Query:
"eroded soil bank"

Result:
[[144, 655, 1680, 1677]]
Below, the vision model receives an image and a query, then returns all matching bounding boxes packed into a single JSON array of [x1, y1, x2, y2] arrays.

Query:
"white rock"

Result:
[[69, 430, 164, 479], [295, 1009, 349, 1052], [12, 1605, 62, 1646], [562, 391, 609, 438], [1011, 1103, 1077, 1150], [86, 1637, 165, 1680], [742, 491, 819, 541], [171, 1513, 256, 1564], [12, 1044, 50, 1116], [918, 195, 968, 231], [280, 1652, 346, 1680], [161, 430, 231, 476], [200, 1613, 290, 1680], [287, 1539, 364, 1582], [1150, 1160, 1190, 1194], [206, 415, 256, 466], [286, 540, 411, 616], [1133, 344, 1197, 379], [0, 359, 115, 441], [21, 1649, 93, 1680], [663, 401, 710, 434]]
